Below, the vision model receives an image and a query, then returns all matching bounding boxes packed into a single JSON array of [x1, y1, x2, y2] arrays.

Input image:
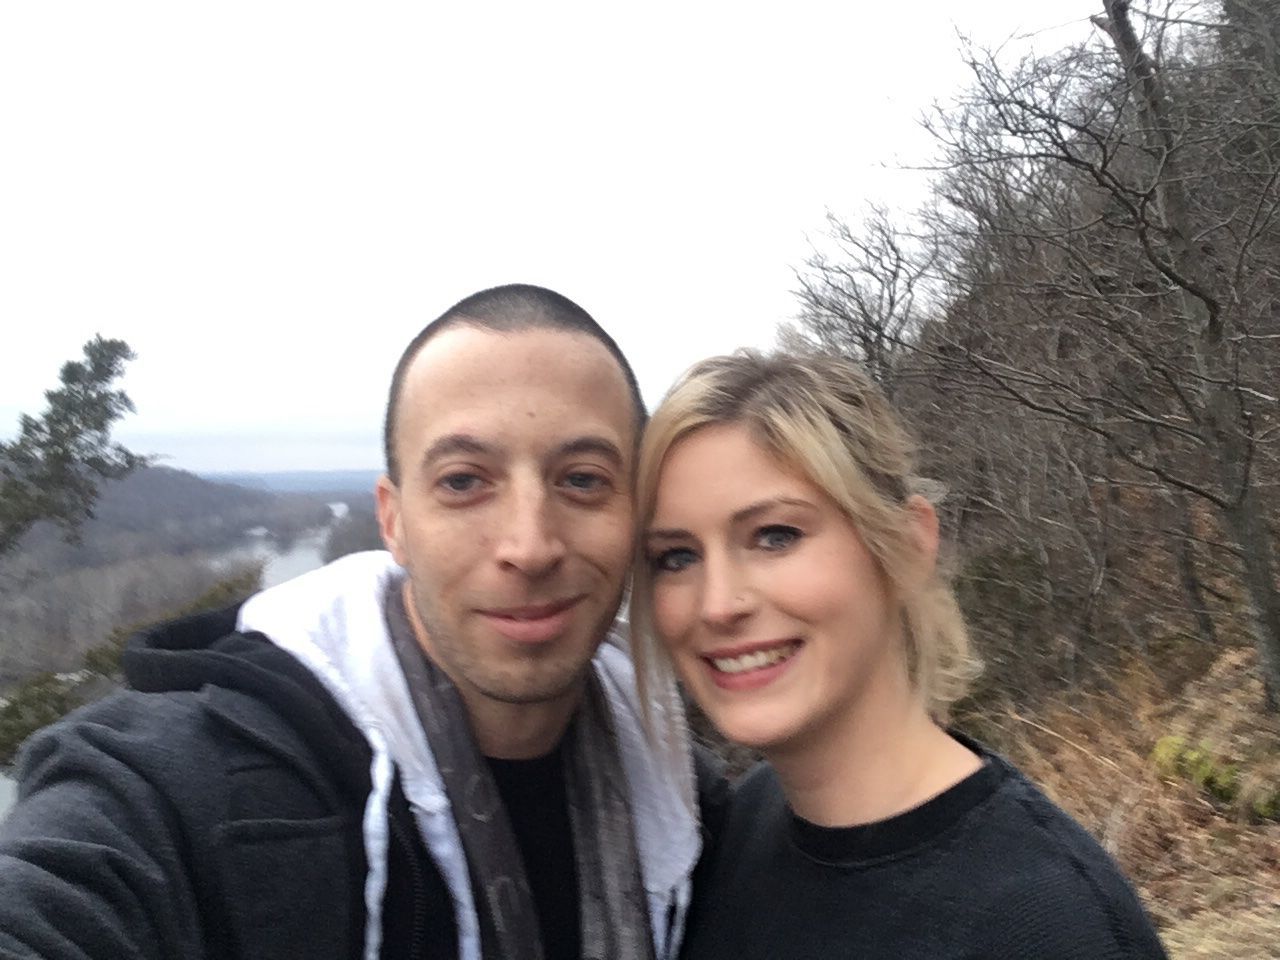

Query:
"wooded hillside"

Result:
[[786, 3, 1280, 952], [0, 466, 333, 684]]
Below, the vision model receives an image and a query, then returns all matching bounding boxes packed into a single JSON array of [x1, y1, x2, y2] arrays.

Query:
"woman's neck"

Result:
[[767, 671, 981, 828]]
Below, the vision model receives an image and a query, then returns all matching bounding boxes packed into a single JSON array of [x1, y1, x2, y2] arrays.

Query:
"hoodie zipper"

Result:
[[389, 813, 429, 959]]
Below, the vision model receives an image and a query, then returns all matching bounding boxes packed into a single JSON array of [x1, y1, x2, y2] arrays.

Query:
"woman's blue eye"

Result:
[[652, 548, 697, 573], [757, 525, 801, 551]]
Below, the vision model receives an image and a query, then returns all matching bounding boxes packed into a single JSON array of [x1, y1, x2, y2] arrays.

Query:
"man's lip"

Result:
[[478, 596, 586, 644], [480, 596, 583, 620]]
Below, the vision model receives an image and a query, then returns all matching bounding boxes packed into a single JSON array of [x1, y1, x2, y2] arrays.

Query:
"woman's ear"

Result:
[[904, 495, 940, 589]]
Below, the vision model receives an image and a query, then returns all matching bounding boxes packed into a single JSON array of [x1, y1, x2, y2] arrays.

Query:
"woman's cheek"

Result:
[[652, 582, 693, 649]]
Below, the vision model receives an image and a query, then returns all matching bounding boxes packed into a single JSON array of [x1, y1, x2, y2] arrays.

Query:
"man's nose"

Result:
[[495, 483, 567, 577]]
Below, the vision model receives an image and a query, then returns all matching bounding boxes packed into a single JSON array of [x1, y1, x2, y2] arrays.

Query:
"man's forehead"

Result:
[[406, 324, 625, 389], [397, 325, 638, 453]]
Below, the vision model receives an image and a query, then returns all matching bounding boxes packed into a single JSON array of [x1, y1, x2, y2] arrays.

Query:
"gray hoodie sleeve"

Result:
[[0, 694, 207, 959]]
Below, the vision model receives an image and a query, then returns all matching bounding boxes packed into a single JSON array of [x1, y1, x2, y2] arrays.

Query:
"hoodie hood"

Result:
[[235, 550, 701, 960], [123, 598, 378, 825]]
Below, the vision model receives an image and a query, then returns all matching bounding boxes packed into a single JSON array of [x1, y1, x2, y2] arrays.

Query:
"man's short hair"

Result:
[[383, 283, 646, 484]]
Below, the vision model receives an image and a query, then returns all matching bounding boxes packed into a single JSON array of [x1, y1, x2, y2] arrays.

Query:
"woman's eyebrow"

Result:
[[729, 496, 815, 526], [646, 497, 816, 541], [644, 528, 691, 542]]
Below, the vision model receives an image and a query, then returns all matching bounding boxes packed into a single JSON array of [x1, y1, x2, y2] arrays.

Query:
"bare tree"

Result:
[[792, 1, 1280, 706], [793, 207, 937, 397]]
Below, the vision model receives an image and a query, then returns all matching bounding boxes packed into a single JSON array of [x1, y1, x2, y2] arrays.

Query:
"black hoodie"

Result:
[[0, 605, 455, 960]]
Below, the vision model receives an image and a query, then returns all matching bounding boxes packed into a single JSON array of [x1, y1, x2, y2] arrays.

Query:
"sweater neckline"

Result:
[[787, 732, 1008, 865]]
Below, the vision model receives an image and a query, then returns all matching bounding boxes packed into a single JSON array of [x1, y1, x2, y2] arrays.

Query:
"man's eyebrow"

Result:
[[646, 496, 815, 542], [420, 433, 498, 466], [558, 436, 625, 469]]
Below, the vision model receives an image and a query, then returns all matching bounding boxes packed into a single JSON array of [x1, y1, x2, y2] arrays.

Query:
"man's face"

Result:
[[376, 325, 636, 717]]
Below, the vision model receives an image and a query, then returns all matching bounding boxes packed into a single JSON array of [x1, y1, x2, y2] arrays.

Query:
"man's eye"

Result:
[[651, 548, 697, 574], [562, 471, 609, 493], [756, 525, 801, 551], [438, 473, 482, 494]]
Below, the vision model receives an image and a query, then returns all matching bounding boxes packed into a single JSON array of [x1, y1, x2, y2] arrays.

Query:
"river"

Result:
[[222, 524, 333, 590], [0, 508, 349, 819], [215, 500, 349, 589]]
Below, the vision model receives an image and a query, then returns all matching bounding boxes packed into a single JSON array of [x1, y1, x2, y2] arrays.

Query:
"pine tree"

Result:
[[1, 336, 146, 555]]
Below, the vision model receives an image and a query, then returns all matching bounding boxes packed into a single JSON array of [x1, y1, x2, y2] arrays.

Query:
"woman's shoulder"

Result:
[[726, 761, 791, 825], [727, 762, 783, 824], [958, 740, 1168, 958], [970, 745, 1132, 887], [694, 760, 790, 867], [732, 760, 781, 798]]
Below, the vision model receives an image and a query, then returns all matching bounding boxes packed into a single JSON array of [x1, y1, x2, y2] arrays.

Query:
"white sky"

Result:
[[1, 1, 1101, 472]]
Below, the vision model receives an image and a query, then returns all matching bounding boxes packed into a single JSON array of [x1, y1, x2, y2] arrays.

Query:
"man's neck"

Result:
[[468, 689, 582, 760]]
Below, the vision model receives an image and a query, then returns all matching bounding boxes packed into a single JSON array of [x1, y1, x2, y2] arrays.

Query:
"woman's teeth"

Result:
[[710, 643, 798, 674]]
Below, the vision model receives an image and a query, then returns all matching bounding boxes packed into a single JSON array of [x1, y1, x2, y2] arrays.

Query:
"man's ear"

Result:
[[904, 494, 940, 589], [375, 474, 408, 566]]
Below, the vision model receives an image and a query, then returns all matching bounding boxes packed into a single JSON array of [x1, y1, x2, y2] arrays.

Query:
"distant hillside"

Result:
[[207, 469, 381, 495], [91, 466, 275, 530], [0, 466, 339, 686], [5, 466, 333, 574]]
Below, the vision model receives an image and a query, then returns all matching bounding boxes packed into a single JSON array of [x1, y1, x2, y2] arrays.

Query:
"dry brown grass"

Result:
[[957, 653, 1280, 960], [1160, 906, 1280, 959]]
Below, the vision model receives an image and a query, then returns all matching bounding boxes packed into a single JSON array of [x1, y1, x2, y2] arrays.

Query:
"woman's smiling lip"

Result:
[[701, 638, 803, 691], [478, 596, 585, 644]]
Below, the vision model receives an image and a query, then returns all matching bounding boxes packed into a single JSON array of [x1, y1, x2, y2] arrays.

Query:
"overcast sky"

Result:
[[1, 1, 1101, 473]]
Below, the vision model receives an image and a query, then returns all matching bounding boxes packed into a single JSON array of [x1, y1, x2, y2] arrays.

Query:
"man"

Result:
[[0, 285, 710, 960]]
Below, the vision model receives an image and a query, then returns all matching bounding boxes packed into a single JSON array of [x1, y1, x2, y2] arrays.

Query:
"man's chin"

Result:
[[478, 660, 593, 707]]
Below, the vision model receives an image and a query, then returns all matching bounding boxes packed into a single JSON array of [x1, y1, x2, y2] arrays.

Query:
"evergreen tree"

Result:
[[1, 336, 146, 555]]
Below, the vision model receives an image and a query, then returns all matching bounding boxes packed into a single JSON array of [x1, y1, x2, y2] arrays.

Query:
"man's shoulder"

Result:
[[11, 667, 372, 842], [16, 684, 281, 782], [31, 686, 213, 745], [7, 688, 233, 832], [0, 683, 382, 960], [19, 621, 357, 783]]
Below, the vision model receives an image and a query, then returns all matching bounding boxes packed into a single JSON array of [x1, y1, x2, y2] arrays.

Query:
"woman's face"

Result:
[[645, 422, 909, 755]]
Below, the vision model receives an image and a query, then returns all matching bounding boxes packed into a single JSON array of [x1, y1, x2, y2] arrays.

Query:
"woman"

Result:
[[631, 350, 1167, 960]]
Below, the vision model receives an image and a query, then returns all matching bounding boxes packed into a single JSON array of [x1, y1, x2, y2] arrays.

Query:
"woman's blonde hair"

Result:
[[630, 348, 981, 723]]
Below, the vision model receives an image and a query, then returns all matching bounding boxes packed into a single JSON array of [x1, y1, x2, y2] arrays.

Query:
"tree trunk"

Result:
[[1174, 492, 1217, 647], [1101, 0, 1280, 708], [1221, 492, 1280, 710]]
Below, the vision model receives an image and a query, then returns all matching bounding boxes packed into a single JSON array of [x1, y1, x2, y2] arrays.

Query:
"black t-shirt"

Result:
[[681, 734, 1168, 960], [485, 746, 580, 960]]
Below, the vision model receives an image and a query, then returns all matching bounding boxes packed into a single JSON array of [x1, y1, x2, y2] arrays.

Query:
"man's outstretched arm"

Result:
[[0, 695, 206, 959]]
